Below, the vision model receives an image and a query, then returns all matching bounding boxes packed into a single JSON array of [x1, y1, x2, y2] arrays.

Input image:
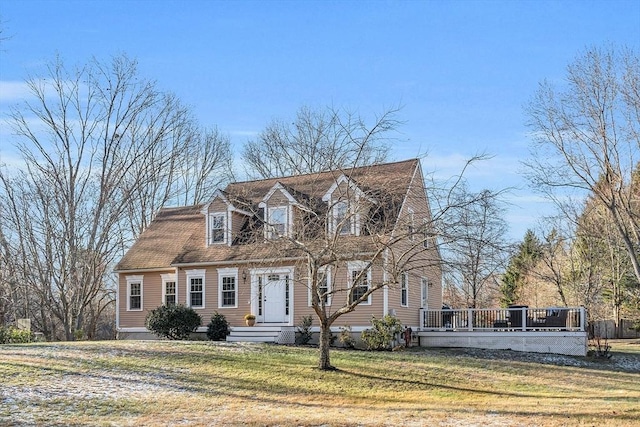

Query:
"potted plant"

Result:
[[244, 313, 256, 326]]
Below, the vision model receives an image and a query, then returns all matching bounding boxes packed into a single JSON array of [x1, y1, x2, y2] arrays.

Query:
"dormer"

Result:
[[201, 190, 252, 246], [258, 182, 306, 239], [322, 174, 377, 236]]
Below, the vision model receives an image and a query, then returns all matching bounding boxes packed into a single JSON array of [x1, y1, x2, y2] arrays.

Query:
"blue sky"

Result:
[[0, 0, 639, 240]]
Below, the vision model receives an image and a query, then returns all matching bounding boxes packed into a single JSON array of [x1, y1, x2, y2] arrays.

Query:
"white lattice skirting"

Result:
[[418, 331, 588, 356], [277, 327, 296, 344]]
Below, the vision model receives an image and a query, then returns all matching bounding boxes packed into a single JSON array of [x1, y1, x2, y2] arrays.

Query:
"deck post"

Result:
[[521, 307, 526, 332], [467, 308, 473, 331]]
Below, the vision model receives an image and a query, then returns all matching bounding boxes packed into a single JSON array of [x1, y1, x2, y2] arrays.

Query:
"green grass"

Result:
[[1, 340, 639, 426]]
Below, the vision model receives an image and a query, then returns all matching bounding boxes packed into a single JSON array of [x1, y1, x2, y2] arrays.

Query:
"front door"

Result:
[[262, 274, 288, 323]]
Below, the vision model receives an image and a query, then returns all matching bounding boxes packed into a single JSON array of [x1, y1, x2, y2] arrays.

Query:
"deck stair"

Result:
[[226, 326, 295, 343]]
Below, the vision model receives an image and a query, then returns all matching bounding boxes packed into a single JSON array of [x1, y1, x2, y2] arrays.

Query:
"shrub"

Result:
[[207, 312, 231, 341], [295, 315, 313, 345], [0, 326, 33, 344], [145, 304, 202, 340], [588, 336, 612, 359], [338, 325, 355, 349], [361, 315, 403, 351]]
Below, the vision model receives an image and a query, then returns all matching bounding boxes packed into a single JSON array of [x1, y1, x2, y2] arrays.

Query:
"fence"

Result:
[[420, 306, 586, 332]]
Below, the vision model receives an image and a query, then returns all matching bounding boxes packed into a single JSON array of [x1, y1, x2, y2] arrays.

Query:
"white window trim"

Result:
[[161, 273, 177, 306], [401, 272, 409, 307], [208, 212, 227, 245], [333, 200, 351, 236], [126, 275, 143, 312], [423, 218, 430, 248], [266, 205, 290, 239], [347, 261, 371, 305], [308, 266, 332, 307], [185, 269, 206, 309], [217, 267, 239, 309], [421, 277, 429, 308], [407, 208, 415, 241]]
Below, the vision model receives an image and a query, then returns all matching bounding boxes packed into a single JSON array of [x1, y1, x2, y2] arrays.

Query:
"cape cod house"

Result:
[[115, 159, 443, 341]]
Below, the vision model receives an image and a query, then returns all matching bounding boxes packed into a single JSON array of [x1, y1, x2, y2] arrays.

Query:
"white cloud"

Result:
[[0, 81, 33, 103]]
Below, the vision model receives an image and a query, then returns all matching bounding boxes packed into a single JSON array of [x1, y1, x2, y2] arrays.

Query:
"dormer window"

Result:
[[209, 213, 226, 244], [334, 200, 352, 235], [268, 206, 288, 237], [323, 174, 377, 237]]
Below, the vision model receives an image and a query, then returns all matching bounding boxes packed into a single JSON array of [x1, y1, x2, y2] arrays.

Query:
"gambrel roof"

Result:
[[115, 159, 421, 271]]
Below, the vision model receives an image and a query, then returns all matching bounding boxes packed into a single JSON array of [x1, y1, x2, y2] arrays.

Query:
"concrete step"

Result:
[[226, 325, 296, 344], [232, 326, 284, 332], [226, 335, 277, 343], [230, 331, 280, 338]]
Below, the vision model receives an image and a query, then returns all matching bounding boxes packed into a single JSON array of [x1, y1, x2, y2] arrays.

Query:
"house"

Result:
[[115, 159, 443, 341]]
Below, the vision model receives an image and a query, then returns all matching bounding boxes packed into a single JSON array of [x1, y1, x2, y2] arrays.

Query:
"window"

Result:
[[165, 282, 176, 306], [285, 275, 290, 315], [401, 272, 409, 307], [217, 268, 238, 308], [421, 277, 429, 308], [210, 213, 226, 244], [408, 209, 415, 241], [126, 275, 143, 311], [186, 269, 206, 309], [308, 268, 331, 306], [190, 278, 204, 307], [221, 277, 236, 307], [268, 206, 287, 237], [161, 273, 177, 306], [423, 219, 430, 248], [334, 201, 351, 235], [129, 283, 142, 310], [348, 262, 370, 305], [257, 276, 263, 316]]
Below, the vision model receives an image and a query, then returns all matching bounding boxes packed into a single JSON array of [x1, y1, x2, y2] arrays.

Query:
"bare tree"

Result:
[[0, 54, 232, 339], [256, 163, 440, 370], [241, 105, 399, 179], [439, 186, 509, 308], [235, 146, 494, 369], [525, 45, 640, 284]]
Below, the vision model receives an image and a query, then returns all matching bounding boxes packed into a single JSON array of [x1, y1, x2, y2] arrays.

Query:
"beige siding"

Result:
[[207, 199, 227, 214], [178, 266, 250, 326], [265, 190, 289, 206], [118, 270, 175, 328], [291, 259, 385, 327], [385, 163, 443, 326], [231, 211, 246, 239]]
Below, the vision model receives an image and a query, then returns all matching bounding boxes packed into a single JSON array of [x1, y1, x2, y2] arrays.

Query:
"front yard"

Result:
[[1, 340, 639, 426]]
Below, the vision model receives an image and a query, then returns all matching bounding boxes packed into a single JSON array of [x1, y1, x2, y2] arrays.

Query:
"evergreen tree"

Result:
[[500, 230, 542, 307]]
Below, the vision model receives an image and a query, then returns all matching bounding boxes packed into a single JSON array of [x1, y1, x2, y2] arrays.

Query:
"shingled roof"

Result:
[[115, 159, 419, 271]]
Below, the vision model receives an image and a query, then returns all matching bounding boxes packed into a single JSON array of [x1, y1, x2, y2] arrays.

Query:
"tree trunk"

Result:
[[318, 320, 335, 370]]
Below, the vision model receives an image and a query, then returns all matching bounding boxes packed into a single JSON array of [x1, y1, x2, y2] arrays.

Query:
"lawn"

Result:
[[1, 339, 639, 426]]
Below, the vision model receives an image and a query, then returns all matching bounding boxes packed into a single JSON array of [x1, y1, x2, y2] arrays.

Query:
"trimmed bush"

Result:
[[361, 315, 403, 351], [207, 312, 231, 341], [145, 305, 202, 340]]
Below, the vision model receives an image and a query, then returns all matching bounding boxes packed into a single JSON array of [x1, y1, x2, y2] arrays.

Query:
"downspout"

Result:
[[383, 248, 389, 316], [115, 272, 120, 338]]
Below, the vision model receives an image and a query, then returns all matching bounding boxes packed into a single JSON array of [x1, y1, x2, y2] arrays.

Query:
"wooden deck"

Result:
[[417, 307, 588, 356]]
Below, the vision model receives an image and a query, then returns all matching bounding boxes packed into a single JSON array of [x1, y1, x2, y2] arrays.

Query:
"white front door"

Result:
[[262, 274, 288, 323]]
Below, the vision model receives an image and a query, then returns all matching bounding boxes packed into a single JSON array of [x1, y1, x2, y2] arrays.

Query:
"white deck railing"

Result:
[[419, 306, 586, 332]]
